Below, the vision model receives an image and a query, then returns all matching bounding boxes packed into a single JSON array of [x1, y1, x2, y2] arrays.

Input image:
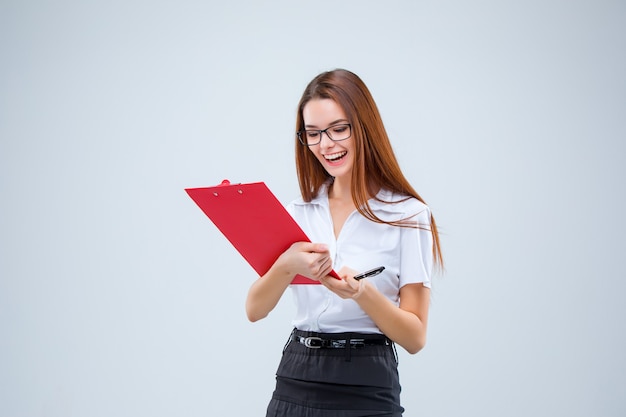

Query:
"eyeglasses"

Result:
[[297, 124, 352, 146]]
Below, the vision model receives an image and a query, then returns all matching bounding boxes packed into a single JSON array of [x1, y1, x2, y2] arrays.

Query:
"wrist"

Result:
[[351, 279, 368, 300]]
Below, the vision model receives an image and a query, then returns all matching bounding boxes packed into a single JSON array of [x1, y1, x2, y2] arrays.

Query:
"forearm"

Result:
[[245, 263, 294, 322], [245, 242, 334, 322], [355, 284, 428, 354]]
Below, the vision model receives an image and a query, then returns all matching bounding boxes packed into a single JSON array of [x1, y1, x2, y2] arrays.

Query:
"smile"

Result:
[[324, 151, 347, 162]]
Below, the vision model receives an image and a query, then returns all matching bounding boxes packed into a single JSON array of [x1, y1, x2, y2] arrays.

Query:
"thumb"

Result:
[[309, 243, 329, 253]]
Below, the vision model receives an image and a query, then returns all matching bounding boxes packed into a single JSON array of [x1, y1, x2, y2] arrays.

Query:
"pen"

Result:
[[354, 266, 385, 281]]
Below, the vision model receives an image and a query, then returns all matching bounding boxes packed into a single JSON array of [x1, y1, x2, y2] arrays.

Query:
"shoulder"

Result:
[[371, 189, 431, 220]]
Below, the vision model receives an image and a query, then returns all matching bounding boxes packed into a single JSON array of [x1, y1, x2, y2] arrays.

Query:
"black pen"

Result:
[[354, 266, 385, 281]]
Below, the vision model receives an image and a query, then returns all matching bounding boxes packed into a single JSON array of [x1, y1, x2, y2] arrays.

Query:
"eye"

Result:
[[306, 131, 320, 138], [332, 125, 348, 133]]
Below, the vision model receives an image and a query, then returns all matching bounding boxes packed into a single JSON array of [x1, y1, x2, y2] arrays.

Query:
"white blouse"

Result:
[[286, 183, 434, 334]]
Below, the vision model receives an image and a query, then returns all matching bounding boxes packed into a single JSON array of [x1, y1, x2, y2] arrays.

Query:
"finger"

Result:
[[337, 265, 358, 279], [309, 243, 329, 254], [309, 257, 329, 280], [319, 257, 333, 276], [319, 275, 330, 288]]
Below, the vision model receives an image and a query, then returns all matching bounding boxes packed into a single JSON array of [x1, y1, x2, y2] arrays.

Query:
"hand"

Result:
[[276, 242, 333, 282], [320, 266, 366, 299]]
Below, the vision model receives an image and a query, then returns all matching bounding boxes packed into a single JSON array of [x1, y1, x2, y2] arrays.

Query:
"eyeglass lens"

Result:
[[299, 124, 351, 146]]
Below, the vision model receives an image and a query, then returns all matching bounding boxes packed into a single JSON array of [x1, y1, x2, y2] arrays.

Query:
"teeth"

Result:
[[324, 151, 347, 161]]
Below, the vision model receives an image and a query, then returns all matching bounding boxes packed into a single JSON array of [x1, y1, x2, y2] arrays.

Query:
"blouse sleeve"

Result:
[[398, 206, 434, 288]]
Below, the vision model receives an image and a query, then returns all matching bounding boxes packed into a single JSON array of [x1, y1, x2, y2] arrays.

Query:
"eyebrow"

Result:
[[304, 119, 349, 129]]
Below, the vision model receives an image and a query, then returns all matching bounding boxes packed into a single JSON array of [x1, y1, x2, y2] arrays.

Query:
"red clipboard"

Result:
[[185, 180, 340, 284]]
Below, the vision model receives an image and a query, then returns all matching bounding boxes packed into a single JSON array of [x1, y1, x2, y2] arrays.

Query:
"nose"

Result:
[[318, 131, 335, 148]]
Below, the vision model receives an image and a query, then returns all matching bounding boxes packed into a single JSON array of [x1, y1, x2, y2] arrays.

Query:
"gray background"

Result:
[[1, 1, 625, 416]]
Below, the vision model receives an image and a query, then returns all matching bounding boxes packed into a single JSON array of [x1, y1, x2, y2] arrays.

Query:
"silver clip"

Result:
[[303, 336, 323, 348]]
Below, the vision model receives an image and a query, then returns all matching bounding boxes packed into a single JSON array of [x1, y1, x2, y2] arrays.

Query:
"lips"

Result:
[[324, 151, 347, 162]]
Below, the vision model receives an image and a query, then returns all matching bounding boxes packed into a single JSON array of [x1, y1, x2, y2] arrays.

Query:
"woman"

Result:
[[246, 69, 443, 416]]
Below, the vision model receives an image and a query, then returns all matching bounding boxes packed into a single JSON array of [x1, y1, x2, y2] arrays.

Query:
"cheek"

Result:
[[310, 147, 324, 162]]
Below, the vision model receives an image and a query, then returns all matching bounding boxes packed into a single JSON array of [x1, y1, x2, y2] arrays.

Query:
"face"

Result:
[[301, 98, 355, 181]]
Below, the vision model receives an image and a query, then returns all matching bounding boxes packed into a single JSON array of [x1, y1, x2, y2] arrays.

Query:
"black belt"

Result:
[[292, 331, 390, 349]]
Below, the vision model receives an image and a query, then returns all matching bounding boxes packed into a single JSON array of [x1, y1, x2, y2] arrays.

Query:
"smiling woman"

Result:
[[245, 69, 443, 417]]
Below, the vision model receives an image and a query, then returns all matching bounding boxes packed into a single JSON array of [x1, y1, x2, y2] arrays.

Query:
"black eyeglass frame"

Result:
[[296, 124, 352, 146]]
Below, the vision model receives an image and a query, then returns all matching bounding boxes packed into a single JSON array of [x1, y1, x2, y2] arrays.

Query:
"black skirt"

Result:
[[266, 329, 405, 417]]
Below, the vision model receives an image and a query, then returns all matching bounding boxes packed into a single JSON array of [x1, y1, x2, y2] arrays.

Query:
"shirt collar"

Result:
[[293, 182, 408, 215]]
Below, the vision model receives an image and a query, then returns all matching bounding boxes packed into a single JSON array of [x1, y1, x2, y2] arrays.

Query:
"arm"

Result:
[[245, 242, 333, 322], [356, 281, 429, 354], [321, 271, 430, 354]]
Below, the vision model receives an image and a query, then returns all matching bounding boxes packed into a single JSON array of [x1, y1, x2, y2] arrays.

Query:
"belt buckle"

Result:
[[303, 336, 324, 348]]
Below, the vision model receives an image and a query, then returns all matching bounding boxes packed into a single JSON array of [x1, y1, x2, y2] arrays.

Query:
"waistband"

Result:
[[290, 329, 390, 349]]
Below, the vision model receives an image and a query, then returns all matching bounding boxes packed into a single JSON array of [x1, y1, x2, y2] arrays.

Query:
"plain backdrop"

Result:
[[1, 1, 625, 416]]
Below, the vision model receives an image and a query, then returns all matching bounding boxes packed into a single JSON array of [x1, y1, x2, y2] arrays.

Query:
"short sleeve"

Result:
[[398, 206, 434, 288]]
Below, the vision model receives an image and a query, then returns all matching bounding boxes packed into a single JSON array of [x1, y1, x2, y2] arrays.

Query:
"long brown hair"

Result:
[[294, 69, 443, 268]]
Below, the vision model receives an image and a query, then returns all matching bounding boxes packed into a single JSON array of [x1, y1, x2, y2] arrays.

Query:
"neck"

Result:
[[328, 176, 352, 202]]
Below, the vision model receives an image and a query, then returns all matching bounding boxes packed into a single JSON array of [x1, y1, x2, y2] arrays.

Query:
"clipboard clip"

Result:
[[213, 179, 243, 197], [216, 179, 242, 186]]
